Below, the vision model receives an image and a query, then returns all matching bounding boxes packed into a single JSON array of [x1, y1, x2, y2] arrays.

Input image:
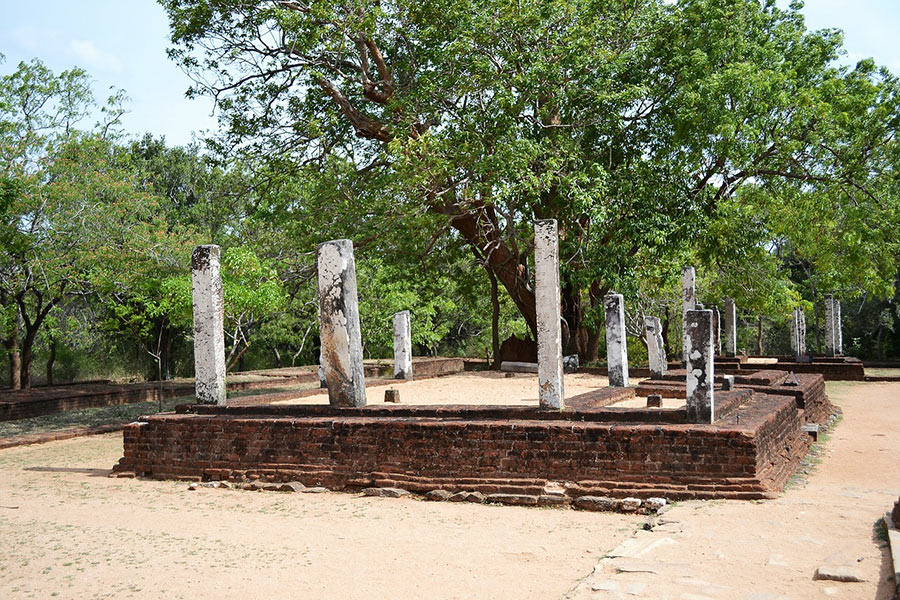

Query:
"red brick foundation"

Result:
[[113, 389, 809, 500]]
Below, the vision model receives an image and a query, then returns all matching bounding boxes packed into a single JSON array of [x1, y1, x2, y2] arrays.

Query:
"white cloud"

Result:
[[70, 39, 121, 72]]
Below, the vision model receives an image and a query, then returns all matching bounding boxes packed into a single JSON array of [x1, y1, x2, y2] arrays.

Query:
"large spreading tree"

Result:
[[161, 0, 899, 361]]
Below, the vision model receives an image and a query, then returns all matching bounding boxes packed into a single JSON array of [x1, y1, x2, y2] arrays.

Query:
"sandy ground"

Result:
[[274, 370, 615, 406], [0, 379, 898, 599]]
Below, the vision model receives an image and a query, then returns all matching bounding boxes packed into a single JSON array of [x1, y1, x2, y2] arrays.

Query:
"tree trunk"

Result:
[[876, 324, 885, 359], [20, 329, 35, 389], [7, 321, 21, 390], [487, 267, 501, 369], [756, 316, 764, 356], [449, 210, 537, 338], [46, 337, 56, 386]]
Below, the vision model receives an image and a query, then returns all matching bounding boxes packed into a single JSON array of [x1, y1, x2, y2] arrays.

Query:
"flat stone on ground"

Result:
[[814, 565, 866, 582]]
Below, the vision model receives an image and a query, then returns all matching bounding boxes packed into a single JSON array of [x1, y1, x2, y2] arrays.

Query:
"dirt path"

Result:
[[0, 380, 897, 599], [569, 380, 900, 599]]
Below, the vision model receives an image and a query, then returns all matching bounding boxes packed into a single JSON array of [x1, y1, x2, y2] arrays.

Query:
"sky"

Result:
[[1, 0, 899, 148]]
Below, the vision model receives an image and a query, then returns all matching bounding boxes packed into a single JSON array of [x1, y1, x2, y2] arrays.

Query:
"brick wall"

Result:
[[114, 392, 807, 500]]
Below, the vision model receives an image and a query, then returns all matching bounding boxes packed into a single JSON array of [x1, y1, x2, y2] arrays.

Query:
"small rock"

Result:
[[814, 565, 866, 582], [645, 497, 667, 511], [362, 487, 410, 498], [449, 491, 485, 503], [425, 489, 453, 501], [187, 482, 199, 491], [621, 497, 642, 512], [200, 482, 219, 489], [262, 483, 282, 492], [279, 481, 306, 492], [574, 496, 620, 512], [486, 493, 538, 506], [301, 486, 328, 494]]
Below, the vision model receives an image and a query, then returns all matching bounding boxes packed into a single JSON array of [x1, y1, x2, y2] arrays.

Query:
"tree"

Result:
[[162, 0, 900, 361]]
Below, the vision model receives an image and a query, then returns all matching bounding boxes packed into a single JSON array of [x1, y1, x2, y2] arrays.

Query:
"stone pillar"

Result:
[[644, 316, 667, 379], [724, 298, 738, 358], [713, 307, 722, 356], [682, 266, 696, 363], [790, 308, 806, 359], [605, 293, 629, 387], [393, 310, 413, 380], [685, 309, 715, 423], [534, 220, 565, 409], [825, 295, 843, 357], [191, 245, 226, 405], [317, 239, 366, 407]]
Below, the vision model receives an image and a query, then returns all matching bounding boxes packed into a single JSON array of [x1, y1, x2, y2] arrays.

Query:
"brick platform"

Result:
[[113, 388, 810, 500], [636, 370, 833, 424]]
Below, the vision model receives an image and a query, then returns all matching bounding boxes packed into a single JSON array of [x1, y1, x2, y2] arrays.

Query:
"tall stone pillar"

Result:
[[534, 220, 565, 409], [317, 239, 366, 407], [685, 309, 715, 423], [191, 245, 226, 405], [712, 307, 722, 356], [682, 266, 696, 364], [605, 293, 629, 387], [723, 298, 738, 358], [393, 310, 413, 380], [825, 295, 843, 357], [644, 316, 667, 379], [790, 308, 806, 359]]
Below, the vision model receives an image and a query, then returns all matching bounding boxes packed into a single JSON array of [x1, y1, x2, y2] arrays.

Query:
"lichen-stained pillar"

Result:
[[644, 316, 668, 379], [681, 266, 696, 364], [825, 294, 846, 357], [723, 298, 738, 358], [835, 299, 843, 355], [686, 309, 715, 423], [534, 220, 565, 409], [393, 310, 413, 380], [191, 245, 226, 405], [790, 307, 806, 359], [605, 293, 629, 387], [317, 239, 367, 407], [712, 307, 722, 356]]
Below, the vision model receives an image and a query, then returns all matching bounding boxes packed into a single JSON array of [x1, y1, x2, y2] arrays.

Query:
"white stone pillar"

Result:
[[605, 293, 629, 387], [191, 245, 226, 405], [686, 309, 715, 423], [681, 266, 696, 364], [790, 307, 806, 359], [825, 295, 843, 357], [644, 316, 667, 379], [317, 239, 366, 407], [534, 220, 565, 409], [318, 349, 327, 388], [393, 310, 413, 380], [724, 298, 738, 357]]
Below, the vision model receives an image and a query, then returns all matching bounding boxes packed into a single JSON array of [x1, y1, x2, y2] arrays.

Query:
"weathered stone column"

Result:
[[317, 239, 366, 407], [393, 310, 413, 380], [825, 295, 843, 357], [682, 266, 696, 364], [790, 308, 806, 359], [723, 298, 738, 358], [191, 245, 226, 405], [685, 309, 715, 423], [534, 220, 565, 409], [605, 293, 629, 387], [644, 316, 668, 379], [713, 307, 722, 356]]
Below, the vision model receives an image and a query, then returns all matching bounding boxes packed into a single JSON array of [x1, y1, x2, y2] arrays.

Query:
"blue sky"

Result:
[[1, 0, 898, 147]]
